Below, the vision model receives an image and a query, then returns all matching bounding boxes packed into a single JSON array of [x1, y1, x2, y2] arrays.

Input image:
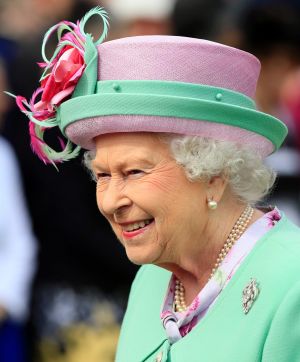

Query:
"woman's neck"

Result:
[[160, 200, 263, 306]]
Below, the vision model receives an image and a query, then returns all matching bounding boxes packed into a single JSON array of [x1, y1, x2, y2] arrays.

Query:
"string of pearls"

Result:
[[174, 279, 187, 312], [173, 204, 254, 312]]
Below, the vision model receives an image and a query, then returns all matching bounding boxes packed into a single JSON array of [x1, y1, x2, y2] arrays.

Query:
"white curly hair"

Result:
[[84, 134, 276, 205]]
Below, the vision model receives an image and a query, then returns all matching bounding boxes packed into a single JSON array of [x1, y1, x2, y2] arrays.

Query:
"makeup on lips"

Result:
[[121, 219, 154, 239]]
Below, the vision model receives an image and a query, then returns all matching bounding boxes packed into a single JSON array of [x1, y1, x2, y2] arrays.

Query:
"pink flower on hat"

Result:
[[13, 23, 87, 166], [36, 45, 85, 113], [8, 7, 109, 166]]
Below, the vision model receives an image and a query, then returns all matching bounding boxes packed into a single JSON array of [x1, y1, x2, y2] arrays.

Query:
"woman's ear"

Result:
[[206, 176, 228, 204]]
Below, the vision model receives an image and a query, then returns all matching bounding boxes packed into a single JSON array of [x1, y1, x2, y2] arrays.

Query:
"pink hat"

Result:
[[11, 7, 287, 166]]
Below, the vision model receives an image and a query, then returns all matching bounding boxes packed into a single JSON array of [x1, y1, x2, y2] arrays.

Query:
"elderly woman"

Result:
[[12, 7, 300, 362]]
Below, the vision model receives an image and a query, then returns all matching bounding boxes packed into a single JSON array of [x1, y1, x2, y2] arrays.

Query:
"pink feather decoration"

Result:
[[14, 20, 86, 165], [10, 6, 109, 166]]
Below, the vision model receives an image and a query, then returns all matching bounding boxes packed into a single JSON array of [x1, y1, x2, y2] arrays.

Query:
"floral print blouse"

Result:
[[160, 208, 281, 344]]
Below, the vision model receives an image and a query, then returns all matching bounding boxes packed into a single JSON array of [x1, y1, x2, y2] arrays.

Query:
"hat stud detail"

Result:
[[215, 93, 223, 101], [242, 278, 259, 314], [113, 83, 121, 92]]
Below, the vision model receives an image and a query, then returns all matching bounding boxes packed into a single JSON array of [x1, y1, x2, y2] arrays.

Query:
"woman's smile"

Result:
[[120, 219, 155, 239]]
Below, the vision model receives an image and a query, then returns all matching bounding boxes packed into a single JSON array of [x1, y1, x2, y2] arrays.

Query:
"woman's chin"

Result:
[[125, 247, 160, 266], [125, 251, 152, 266]]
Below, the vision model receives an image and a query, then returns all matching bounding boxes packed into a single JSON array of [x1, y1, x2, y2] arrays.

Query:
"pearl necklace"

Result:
[[174, 204, 254, 312]]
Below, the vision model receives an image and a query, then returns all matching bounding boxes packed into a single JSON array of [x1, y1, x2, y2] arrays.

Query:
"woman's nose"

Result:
[[99, 178, 131, 215]]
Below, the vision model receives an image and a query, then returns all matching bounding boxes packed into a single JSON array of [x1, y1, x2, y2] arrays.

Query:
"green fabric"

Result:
[[57, 80, 287, 151], [71, 34, 98, 99], [95, 81, 257, 109], [116, 216, 300, 362]]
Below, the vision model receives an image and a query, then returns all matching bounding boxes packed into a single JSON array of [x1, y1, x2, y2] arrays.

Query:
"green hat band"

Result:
[[58, 80, 287, 151]]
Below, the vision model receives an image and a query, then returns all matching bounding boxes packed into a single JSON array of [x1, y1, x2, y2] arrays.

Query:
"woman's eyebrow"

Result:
[[92, 157, 154, 171], [122, 158, 154, 168]]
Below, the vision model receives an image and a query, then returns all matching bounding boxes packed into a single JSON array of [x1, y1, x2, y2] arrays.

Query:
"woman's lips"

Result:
[[121, 219, 154, 239]]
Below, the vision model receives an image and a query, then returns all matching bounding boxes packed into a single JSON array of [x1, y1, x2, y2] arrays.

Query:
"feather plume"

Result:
[[6, 7, 110, 167]]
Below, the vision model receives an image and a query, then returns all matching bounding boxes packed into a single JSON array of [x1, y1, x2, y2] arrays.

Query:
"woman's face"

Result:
[[92, 133, 209, 266]]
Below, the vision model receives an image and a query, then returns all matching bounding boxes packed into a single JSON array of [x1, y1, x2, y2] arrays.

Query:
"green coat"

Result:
[[116, 216, 300, 362]]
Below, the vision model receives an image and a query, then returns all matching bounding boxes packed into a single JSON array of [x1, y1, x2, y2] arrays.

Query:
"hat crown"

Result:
[[98, 36, 261, 98]]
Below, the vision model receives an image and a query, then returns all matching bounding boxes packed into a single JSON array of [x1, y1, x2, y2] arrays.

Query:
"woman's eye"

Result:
[[127, 169, 144, 176], [97, 173, 111, 181]]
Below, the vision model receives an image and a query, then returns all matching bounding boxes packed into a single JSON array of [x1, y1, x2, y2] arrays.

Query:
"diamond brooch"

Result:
[[242, 278, 259, 314]]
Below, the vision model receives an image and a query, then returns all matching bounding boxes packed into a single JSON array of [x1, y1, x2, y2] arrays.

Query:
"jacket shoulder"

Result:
[[268, 217, 300, 268]]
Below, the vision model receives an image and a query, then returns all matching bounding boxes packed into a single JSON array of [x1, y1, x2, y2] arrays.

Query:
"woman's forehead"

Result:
[[95, 132, 161, 146], [94, 132, 172, 166]]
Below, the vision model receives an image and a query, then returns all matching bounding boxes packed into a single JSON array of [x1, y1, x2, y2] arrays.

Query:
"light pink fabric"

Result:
[[97, 36, 260, 98], [66, 115, 274, 157]]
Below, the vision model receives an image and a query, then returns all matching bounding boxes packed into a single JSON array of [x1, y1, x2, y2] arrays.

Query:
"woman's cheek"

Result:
[[135, 174, 175, 195], [96, 190, 105, 216]]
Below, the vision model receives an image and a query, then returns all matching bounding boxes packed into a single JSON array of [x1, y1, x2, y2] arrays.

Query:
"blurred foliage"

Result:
[[37, 302, 119, 362]]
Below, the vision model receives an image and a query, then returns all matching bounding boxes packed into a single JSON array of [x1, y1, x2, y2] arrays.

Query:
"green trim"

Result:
[[58, 88, 287, 150], [95, 80, 256, 109], [71, 35, 98, 98]]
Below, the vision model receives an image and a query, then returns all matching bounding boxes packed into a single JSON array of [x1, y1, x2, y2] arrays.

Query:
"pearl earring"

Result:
[[208, 199, 218, 210]]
